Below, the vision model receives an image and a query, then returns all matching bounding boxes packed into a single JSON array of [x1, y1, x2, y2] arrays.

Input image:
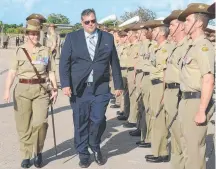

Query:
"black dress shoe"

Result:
[[136, 141, 151, 148], [34, 153, 43, 168], [145, 154, 154, 159], [146, 155, 169, 163], [21, 159, 31, 168], [123, 122, 136, 128], [117, 115, 128, 121], [79, 158, 90, 168], [93, 151, 104, 166], [116, 111, 124, 116], [129, 129, 141, 136], [110, 104, 120, 108]]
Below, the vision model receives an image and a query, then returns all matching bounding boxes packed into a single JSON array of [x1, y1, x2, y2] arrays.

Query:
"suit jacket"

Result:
[[59, 29, 123, 96]]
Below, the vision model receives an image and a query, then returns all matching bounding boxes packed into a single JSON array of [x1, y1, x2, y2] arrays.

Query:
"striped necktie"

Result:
[[86, 34, 96, 82], [88, 35, 96, 60]]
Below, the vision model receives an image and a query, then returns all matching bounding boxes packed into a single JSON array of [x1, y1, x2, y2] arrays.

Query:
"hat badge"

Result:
[[198, 5, 205, 9]]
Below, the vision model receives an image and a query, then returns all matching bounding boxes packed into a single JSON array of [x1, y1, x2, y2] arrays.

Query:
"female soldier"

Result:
[[3, 18, 58, 168]]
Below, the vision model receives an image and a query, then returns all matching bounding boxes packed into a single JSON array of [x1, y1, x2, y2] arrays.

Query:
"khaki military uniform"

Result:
[[46, 33, 60, 84], [11, 43, 55, 159], [137, 39, 157, 143], [164, 36, 190, 169], [179, 35, 215, 169], [127, 42, 140, 124], [149, 40, 174, 157]]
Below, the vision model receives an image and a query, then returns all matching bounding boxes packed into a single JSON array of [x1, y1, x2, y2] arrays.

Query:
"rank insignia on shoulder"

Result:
[[162, 49, 167, 53], [201, 46, 208, 52]]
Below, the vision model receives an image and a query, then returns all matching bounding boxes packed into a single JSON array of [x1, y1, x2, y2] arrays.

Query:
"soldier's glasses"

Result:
[[84, 19, 96, 25]]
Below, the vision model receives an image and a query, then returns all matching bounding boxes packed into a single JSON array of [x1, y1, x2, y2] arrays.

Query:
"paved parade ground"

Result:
[[0, 48, 215, 169]]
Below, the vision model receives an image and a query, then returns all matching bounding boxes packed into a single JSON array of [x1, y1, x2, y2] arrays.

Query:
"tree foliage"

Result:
[[47, 13, 70, 24], [120, 6, 156, 22]]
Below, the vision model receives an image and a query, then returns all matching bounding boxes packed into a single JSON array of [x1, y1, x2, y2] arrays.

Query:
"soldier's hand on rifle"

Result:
[[50, 88, 58, 104]]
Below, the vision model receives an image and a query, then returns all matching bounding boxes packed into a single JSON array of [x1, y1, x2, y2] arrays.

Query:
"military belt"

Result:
[[136, 69, 143, 74], [127, 67, 134, 71], [121, 67, 127, 70], [182, 92, 201, 99], [151, 79, 163, 85], [143, 72, 150, 76], [165, 83, 180, 89], [19, 78, 46, 84]]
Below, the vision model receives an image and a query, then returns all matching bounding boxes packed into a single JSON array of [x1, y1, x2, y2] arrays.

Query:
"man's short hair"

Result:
[[194, 13, 209, 29], [159, 26, 170, 38], [81, 9, 96, 20]]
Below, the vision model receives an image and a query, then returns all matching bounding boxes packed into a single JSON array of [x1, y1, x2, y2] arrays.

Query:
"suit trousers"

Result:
[[13, 83, 49, 159], [70, 85, 111, 159]]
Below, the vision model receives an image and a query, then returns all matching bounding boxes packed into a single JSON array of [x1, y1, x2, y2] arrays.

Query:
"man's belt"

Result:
[[182, 92, 201, 99], [136, 69, 143, 74], [19, 78, 46, 84], [165, 83, 180, 89], [121, 67, 127, 70], [143, 72, 150, 76], [127, 67, 134, 71], [85, 82, 93, 87], [151, 79, 163, 85]]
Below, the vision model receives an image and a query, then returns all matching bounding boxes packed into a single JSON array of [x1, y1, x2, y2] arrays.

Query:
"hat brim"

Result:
[[163, 16, 177, 24], [208, 3, 215, 13], [178, 6, 215, 21]]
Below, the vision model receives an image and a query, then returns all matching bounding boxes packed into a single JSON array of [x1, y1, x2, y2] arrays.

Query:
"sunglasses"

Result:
[[84, 19, 96, 25]]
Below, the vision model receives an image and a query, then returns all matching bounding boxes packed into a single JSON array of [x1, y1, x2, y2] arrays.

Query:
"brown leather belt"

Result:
[[19, 78, 46, 84]]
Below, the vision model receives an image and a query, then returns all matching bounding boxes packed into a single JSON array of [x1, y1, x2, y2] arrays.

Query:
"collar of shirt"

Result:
[[84, 29, 98, 39]]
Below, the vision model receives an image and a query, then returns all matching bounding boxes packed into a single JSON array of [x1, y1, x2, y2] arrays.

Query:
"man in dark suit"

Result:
[[59, 9, 123, 168]]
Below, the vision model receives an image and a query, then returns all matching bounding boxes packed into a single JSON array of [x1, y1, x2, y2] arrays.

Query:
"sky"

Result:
[[0, 0, 214, 25]]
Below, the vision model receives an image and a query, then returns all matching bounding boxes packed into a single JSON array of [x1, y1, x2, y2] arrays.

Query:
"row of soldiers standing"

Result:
[[108, 3, 215, 169]]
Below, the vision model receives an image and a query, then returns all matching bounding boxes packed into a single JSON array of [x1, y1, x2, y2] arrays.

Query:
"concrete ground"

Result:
[[0, 48, 215, 169]]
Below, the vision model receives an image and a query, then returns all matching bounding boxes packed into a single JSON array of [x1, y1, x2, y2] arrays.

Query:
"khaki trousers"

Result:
[[150, 83, 168, 157], [178, 98, 214, 169], [164, 88, 184, 169], [120, 69, 130, 116], [127, 70, 139, 123], [140, 75, 152, 143], [13, 83, 49, 159]]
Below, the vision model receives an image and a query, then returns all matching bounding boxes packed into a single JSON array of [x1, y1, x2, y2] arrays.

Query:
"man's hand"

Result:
[[114, 90, 123, 97], [3, 90, 10, 103], [62, 87, 72, 97], [50, 89, 58, 104], [194, 111, 206, 125]]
